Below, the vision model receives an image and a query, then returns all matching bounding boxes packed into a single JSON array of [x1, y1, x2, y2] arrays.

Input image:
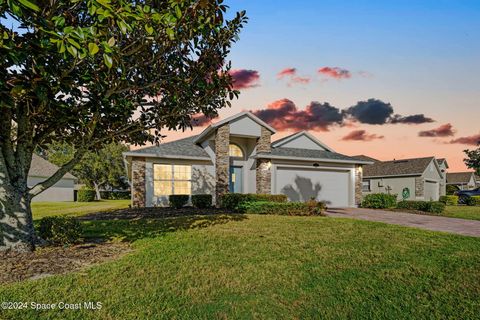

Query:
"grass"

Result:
[[32, 200, 130, 220], [443, 205, 480, 221], [1, 214, 480, 319]]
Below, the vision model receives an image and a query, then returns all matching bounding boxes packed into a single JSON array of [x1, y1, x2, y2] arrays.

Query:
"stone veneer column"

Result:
[[132, 157, 146, 208], [355, 165, 363, 206], [415, 177, 424, 198], [256, 127, 272, 194], [215, 124, 230, 204]]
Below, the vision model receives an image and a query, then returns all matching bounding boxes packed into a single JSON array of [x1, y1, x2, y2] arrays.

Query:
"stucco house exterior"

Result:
[[360, 156, 444, 201], [123, 111, 371, 208], [29, 154, 77, 202], [446, 172, 478, 190], [436, 158, 449, 196]]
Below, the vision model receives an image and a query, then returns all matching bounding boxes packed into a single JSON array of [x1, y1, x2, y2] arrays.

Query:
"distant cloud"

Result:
[[318, 67, 351, 79], [277, 67, 311, 86], [418, 123, 455, 137], [449, 133, 480, 145], [390, 114, 434, 124], [191, 113, 218, 127], [229, 69, 260, 90], [341, 130, 384, 141], [252, 99, 343, 131], [344, 99, 394, 125]]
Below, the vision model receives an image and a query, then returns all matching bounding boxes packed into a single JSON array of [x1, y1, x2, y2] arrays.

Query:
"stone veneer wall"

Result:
[[256, 127, 272, 194], [132, 157, 146, 208], [415, 177, 424, 198], [355, 166, 363, 206], [215, 124, 230, 203]]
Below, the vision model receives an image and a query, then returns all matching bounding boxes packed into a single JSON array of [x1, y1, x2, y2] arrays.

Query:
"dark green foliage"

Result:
[[397, 201, 446, 214], [237, 201, 315, 216], [446, 185, 459, 195], [38, 216, 82, 245], [219, 193, 288, 210], [100, 191, 131, 200], [465, 196, 480, 206], [439, 195, 459, 206], [361, 193, 397, 209], [191, 194, 212, 209], [77, 187, 96, 202], [169, 195, 189, 209]]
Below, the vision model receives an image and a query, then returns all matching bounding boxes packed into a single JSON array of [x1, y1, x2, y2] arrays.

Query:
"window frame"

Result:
[[229, 143, 244, 159], [153, 164, 192, 196], [362, 180, 371, 192]]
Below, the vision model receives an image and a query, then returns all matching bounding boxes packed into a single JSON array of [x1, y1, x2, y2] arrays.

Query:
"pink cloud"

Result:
[[341, 130, 384, 141], [318, 67, 352, 79], [418, 123, 455, 137], [449, 133, 480, 145], [277, 68, 297, 78], [228, 69, 260, 90], [277, 67, 311, 86]]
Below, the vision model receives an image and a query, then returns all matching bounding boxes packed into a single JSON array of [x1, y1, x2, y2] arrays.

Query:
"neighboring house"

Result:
[[436, 158, 449, 196], [475, 174, 480, 187], [446, 172, 477, 190], [123, 111, 371, 208], [361, 157, 444, 201], [29, 154, 77, 202]]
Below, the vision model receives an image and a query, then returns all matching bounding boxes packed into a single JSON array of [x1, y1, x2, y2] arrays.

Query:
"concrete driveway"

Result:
[[326, 207, 480, 237]]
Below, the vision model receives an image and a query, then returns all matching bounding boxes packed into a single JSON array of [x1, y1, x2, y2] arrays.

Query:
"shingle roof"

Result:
[[351, 155, 380, 163], [363, 157, 434, 178], [128, 135, 210, 158], [259, 147, 369, 163], [29, 154, 76, 179], [446, 172, 475, 184]]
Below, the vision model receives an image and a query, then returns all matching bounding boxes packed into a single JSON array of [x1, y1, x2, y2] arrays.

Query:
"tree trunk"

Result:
[[0, 183, 35, 252], [93, 182, 101, 200]]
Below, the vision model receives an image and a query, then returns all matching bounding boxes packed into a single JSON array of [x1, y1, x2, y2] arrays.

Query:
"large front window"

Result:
[[154, 164, 191, 196]]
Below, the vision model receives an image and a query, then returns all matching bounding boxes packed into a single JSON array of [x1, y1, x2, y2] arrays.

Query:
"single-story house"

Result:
[[446, 172, 478, 190], [29, 154, 77, 202], [123, 111, 372, 208], [359, 156, 444, 201]]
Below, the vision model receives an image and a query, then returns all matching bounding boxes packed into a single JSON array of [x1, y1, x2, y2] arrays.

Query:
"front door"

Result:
[[229, 166, 243, 193]]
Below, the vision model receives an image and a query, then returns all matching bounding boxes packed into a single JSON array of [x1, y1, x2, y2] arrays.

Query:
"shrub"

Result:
[[100, 191, 131, 200], [446, 184, 459, 195], [219, 193, 287, 210], [38, 216, 83, 245], [361, 193, 397, 209], [305, 200, 327, 216], [169, 195, 189, 209], [396, 200, 445, 214], [77, 186, 96, 202], [191, 194, 212, 208], [237, 201, 322, 216], [439, 195, 459, 206], [465, 196, 480, 206]]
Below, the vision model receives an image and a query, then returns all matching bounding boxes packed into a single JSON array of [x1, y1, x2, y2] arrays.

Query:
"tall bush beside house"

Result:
[[439, 195, 459, 206], [192, 195, 213, 209], [169, 195, 189, 209], [77, 187, 96, 202], [38, 217, 82, 245], [361, 193, 397, 209]]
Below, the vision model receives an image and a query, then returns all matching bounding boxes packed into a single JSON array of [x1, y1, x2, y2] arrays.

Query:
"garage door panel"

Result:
[[424, 180, 439, 201], [276, 167, 350, 207]]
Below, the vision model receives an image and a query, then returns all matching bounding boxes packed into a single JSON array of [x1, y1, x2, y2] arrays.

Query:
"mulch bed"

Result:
[[78, 206, 237, 221], [0, 242, 131, 285]]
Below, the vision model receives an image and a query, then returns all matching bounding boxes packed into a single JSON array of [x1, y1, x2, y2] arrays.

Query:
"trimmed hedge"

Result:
[[219, 193, 288, 210], [38, 216, 83, 245], [191, 194, 212, 208], [169, 195, 189, 209], [237, 201, 325, 216], [465, 196, 480, 206], [100, 191, 131, 200], [361, 193, 397, 209], [396, 200, 445, 214], [77, 187, 96, 202], [439, 195, 459, 206]]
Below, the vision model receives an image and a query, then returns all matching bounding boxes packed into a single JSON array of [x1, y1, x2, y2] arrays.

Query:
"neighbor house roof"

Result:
[[123, 135, 211, 160], [29, 154, 76, 180], [446, 172, 476, 185], [436, 158, 449, 168], [351, 155, 381, 163], [363, 156, 436, 178], [255, 147, 373, 165]]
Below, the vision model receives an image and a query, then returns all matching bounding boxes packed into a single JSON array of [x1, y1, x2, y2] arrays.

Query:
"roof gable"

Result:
[[272, 131, 334, 152], [29, 154, 76, 179], [363, 157, 439, 178], [447, 172, 476, 184], [124, 136, 210, 159]]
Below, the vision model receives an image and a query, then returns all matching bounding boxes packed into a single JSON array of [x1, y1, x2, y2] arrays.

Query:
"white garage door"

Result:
[[275, 167, 350, 207], [424, 180, 439, 201]]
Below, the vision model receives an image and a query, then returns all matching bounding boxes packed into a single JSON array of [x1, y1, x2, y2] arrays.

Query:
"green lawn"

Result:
[[443, 205, 480, 221], [1, 214, 480, 319], [32, 200, 130, 220]]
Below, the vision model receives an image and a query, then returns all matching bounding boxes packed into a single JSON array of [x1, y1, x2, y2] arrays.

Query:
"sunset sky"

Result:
[[166, 0, 480, 171]]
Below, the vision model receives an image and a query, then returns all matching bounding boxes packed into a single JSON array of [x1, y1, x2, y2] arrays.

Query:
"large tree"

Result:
[[41, 141, 129, 199], [464, 143, 480, 176], [0, 0, 246, 252]]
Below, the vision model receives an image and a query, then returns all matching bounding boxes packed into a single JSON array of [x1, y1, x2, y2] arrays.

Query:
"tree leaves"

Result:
[[88, 43, 99, 56], [17, 0, 39, 11], [103, 54, 112, 68]]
